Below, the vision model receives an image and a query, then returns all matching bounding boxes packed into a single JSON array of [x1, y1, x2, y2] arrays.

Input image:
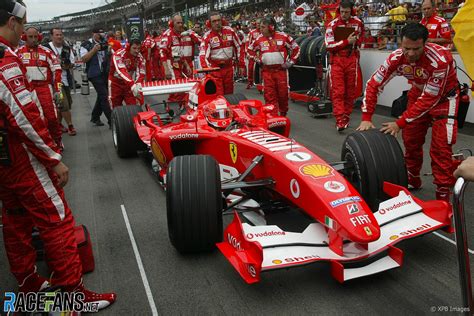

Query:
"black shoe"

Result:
[[92, 120, 105, 126]]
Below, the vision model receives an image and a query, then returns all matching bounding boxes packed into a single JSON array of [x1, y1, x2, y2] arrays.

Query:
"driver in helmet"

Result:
[[203, 97, 234, 130]]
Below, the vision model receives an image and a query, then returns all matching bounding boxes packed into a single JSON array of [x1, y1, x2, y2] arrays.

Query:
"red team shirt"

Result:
[[247, 31, 300, 67], [421, 14, 452, 47], [109, 48, 146, 87], [16, 45, 62, 91], [362, 43, 458, 128], [200, 26, 241, 68]]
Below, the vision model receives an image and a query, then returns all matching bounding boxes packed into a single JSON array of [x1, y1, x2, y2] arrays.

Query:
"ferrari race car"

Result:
[[111, 72, 453, 284]]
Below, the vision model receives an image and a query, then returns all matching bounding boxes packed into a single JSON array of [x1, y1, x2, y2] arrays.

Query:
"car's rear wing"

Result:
[[217, 183, 452, 284], [142, 79, 198, 104]]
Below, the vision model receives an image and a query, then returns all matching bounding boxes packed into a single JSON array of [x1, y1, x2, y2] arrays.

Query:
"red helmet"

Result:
[[203, 97, 233, 129]]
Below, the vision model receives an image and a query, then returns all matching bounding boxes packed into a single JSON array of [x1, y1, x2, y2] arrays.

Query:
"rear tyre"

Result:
[[224, 93, 247, 105], [341, 130, 408, 212], [167, 155, 223, 253], [111, 105, 146, 158]]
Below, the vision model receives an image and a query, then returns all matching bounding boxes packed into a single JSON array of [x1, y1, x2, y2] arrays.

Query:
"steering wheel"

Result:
[[224, 120, 241, 131]]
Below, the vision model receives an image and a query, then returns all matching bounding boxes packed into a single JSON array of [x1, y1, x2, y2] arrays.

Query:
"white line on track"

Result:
[[121, 204, 159, 316], [433, 232, 474, 255]]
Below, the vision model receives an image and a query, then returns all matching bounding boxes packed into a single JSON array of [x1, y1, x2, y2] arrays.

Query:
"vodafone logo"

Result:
[[227, 233, 242, 251], [268, 120, 286, 129], [169, 133, 199, 140], [379, 199, 412, 215], [290, 179, 300, 198], [246, 231, 286, 239]]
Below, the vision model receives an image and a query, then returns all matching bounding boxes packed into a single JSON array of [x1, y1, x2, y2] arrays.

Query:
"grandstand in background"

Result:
[[29, 0, 284, 40]]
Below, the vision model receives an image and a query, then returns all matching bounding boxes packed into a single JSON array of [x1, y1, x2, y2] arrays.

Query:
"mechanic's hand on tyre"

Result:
[[53, 161, 69, 187], [380, 122, 400, 136], [356, 120, 375, 131], [282, 61, 294, 69], [454, 156, 474, 181], [131, 83, 142, 98]]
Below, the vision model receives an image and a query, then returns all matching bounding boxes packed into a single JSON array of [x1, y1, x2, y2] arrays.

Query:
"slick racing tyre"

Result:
[[341, 130, 408, 212], [112, 105, 146, 158], [167, 155, 223, 253], [224, 93, 247, 105]]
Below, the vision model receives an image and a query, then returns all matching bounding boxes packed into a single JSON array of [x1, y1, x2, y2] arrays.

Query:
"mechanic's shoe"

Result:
[[67, 125, 77, 136], [436, 187, 451, 202], [408, 173, 422, 190], [246, 83, 254, 89], [336, 122, 349, 132], [92, 120, 105, 127], [61, 124, 68, 133], [18, 269, 50, 293], [67, 283, 116, 311]]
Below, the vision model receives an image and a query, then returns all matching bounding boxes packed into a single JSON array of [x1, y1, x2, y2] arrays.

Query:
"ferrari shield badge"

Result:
[[229, 142, 238, 164]]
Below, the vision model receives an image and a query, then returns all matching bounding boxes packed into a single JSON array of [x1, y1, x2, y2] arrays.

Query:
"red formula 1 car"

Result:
[[111, 71, 453, 284]]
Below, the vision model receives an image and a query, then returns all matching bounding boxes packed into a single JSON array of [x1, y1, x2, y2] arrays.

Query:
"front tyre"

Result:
[[341, 130, 408, 212], [166, 155, 223, 253]]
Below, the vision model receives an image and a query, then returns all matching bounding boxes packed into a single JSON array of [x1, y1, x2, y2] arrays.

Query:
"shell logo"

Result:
[[389, 235, 399, 241], [300, 164, 334, 179], [272, 259, 283, 264]]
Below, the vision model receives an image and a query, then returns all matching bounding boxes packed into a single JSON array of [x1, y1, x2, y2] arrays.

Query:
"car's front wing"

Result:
[[217, 186, 452, 284]]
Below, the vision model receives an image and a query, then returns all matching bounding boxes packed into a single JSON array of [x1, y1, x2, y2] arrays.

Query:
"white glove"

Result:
[[180, 31, 190, 37], [282, 61, 294, 69], [131, 83, 142, 98]]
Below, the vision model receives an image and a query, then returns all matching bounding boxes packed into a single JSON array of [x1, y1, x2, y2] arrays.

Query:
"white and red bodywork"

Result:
[[133, 74, 452, 284]]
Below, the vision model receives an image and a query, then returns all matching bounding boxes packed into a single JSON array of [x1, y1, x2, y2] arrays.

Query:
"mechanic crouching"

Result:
[[357, 23, 459, 202], [0, 0, 115, 309], [108, 38, 145, 108], [247, 17, 300, 117], [17, 26, 63, 148]]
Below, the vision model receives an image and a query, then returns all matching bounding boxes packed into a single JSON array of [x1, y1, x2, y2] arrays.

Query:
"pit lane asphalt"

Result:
[[1, 82, 474, 315]]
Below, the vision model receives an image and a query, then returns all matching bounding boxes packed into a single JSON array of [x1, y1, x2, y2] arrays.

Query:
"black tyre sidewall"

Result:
[[167, 155, 223, 253]]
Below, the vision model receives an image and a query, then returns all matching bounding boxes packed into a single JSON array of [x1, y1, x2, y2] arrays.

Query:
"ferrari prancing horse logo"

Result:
[[229, 142, 238, 164]]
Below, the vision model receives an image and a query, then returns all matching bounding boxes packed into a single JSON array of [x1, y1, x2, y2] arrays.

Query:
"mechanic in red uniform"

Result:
[[152, 30, 164, 80], [247, 17, 300, 117], [0, 0, 115, 308], [181, 29, 201, 77], [200, 11, 241, 95], [108, 38, 146, 108], [231, 21, 246, 79], [107, 31, 121, 53], [357, 23, 459, 201], [17, 26, 62, 147], [238, 22, 248, 79], [420, 0, 452, 48], [246, 19, 261, 89], [325, 0, 364, 131], [141, 30, 155, 81], [160, 14, 202, 105]]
